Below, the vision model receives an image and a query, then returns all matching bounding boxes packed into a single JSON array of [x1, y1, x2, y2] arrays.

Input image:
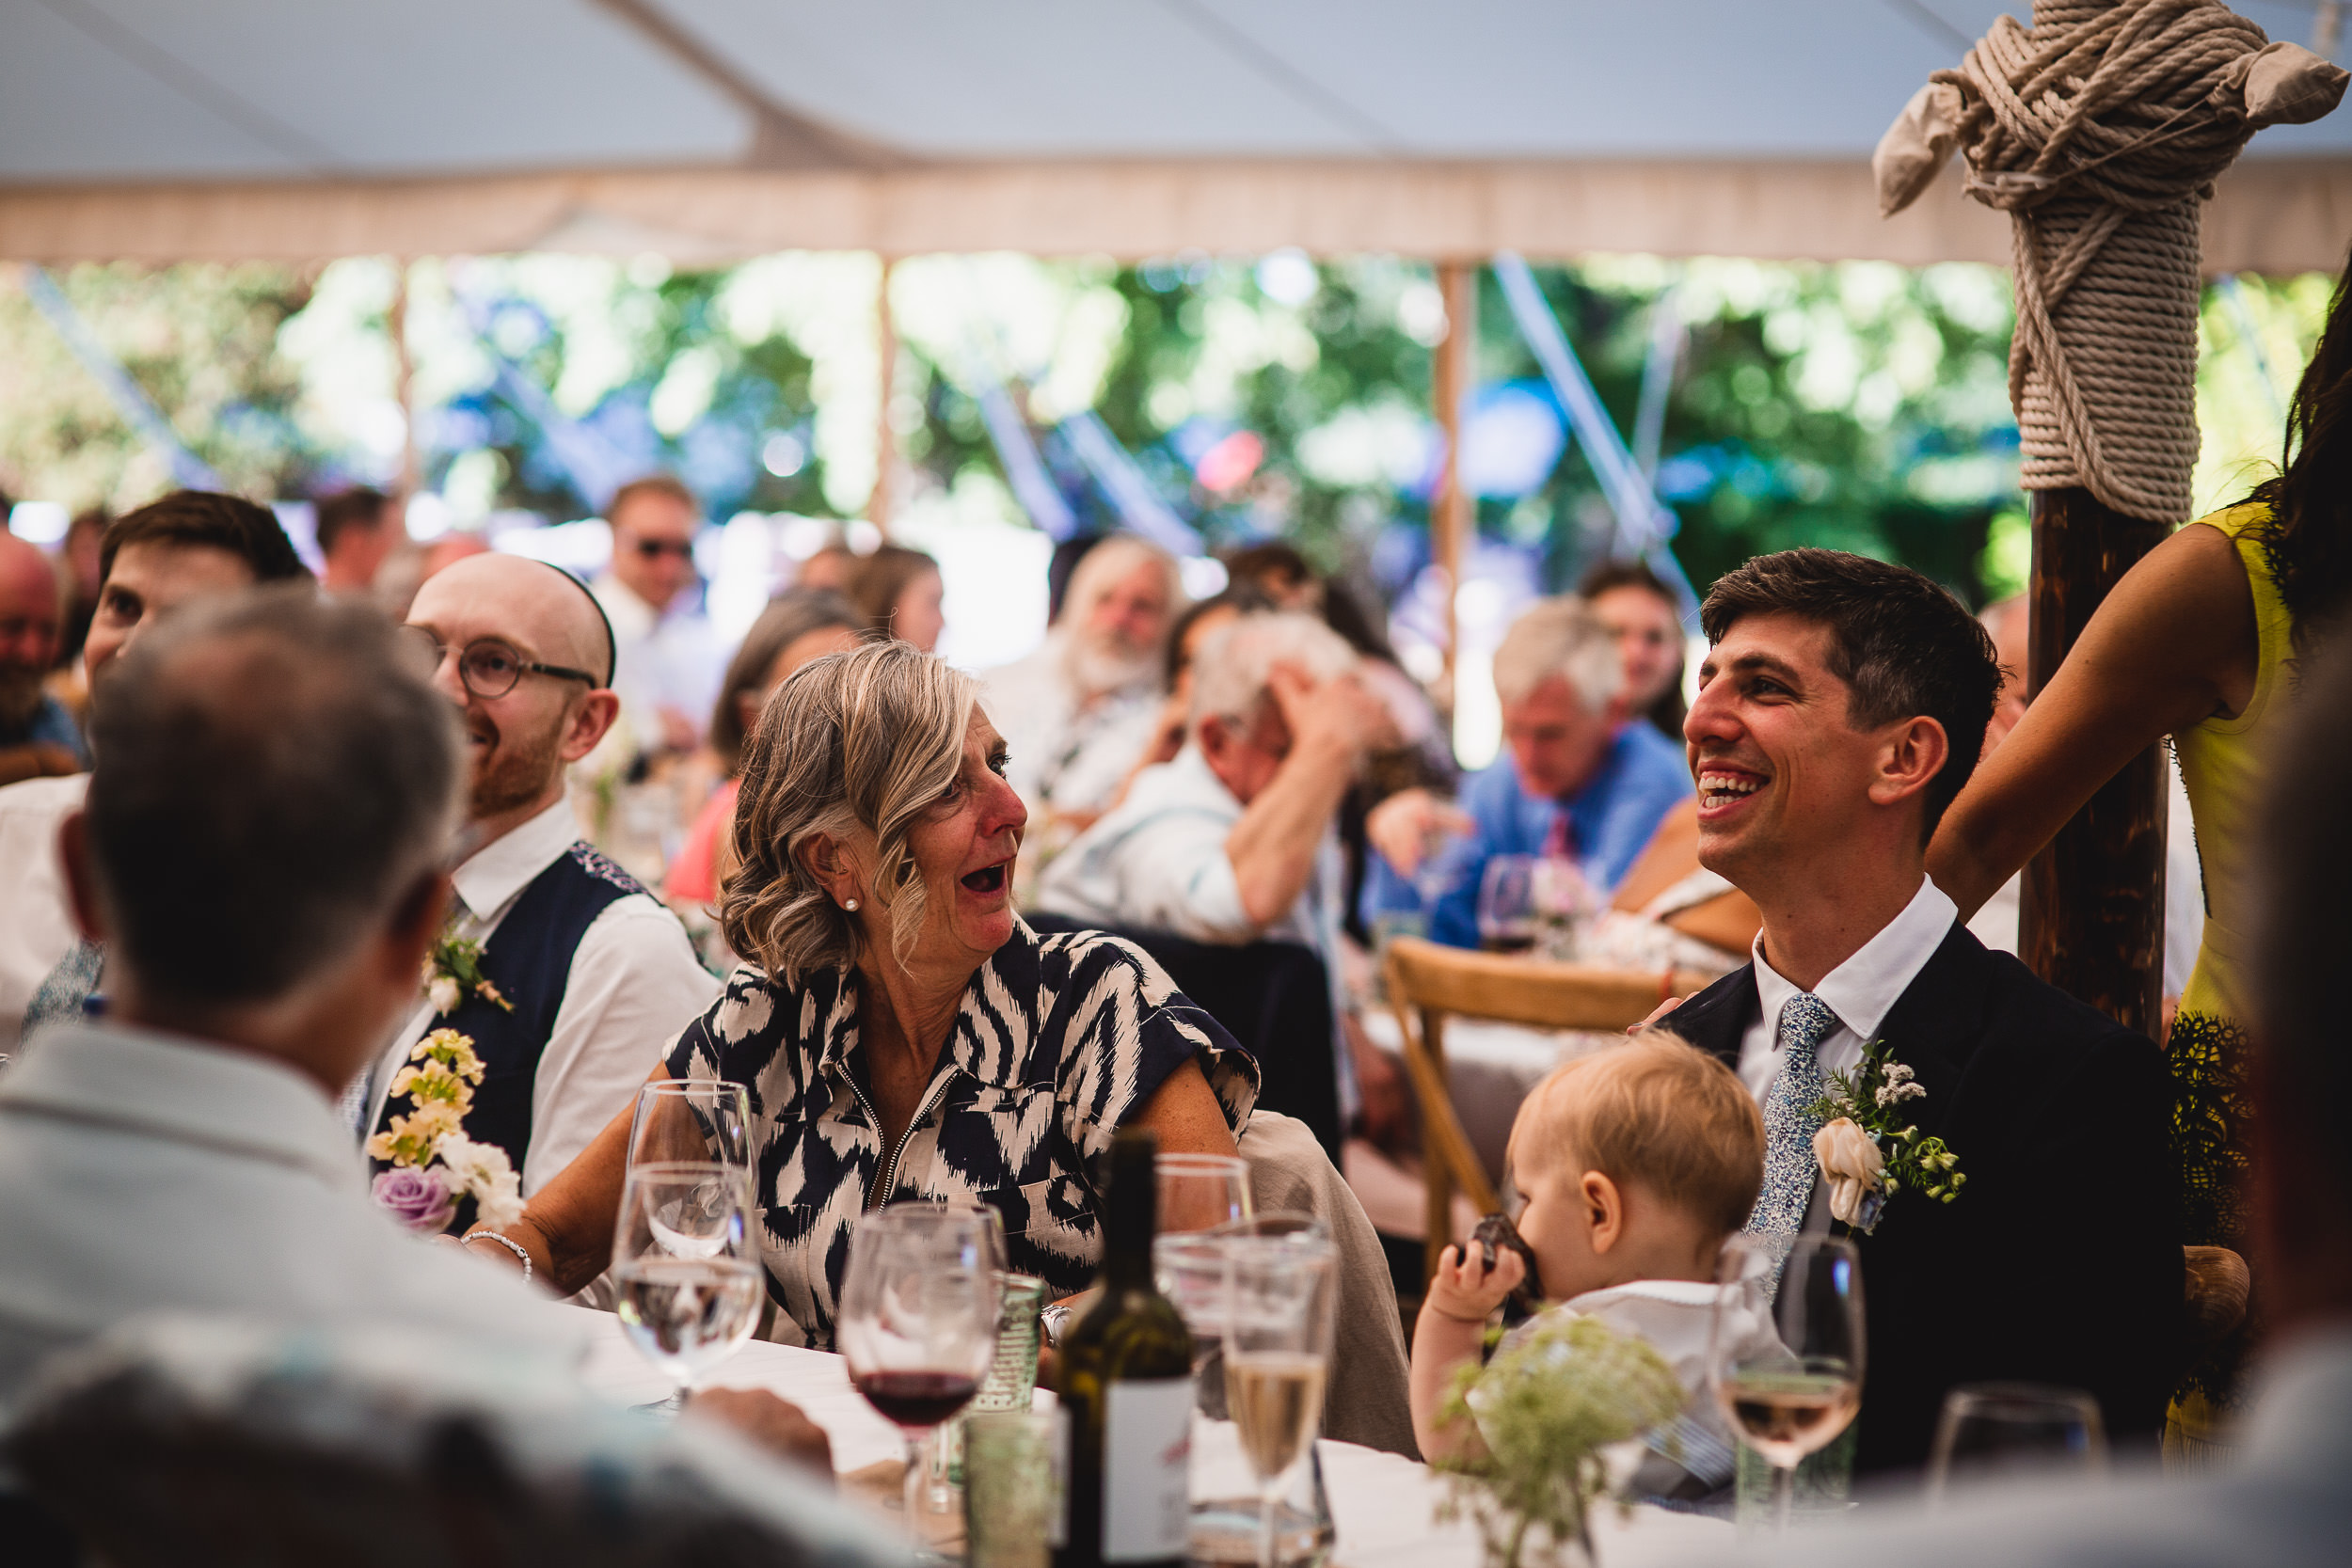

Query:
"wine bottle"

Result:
[[1055, 1129, 1194, 1568]]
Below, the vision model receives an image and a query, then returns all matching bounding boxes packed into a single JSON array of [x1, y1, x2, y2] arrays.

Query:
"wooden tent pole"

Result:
[[872, 255, 898, 532], [2019, 489, 2167, 1035], [1432, 261, 1474, 689], [390, 259, 419, 504]]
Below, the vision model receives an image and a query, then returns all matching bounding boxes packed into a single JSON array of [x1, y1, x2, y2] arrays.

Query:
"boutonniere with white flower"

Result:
[[365, 1027, 524, 1233], [422, 924, 512, 1019], [1805, 1037, 1964, 1233]]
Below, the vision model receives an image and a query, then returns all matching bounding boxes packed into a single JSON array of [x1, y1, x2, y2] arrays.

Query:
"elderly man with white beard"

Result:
[[983, 535, 1184, 843]]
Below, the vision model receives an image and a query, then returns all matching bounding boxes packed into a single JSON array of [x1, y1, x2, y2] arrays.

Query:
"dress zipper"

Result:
[[850, 1067, 954, 1212]]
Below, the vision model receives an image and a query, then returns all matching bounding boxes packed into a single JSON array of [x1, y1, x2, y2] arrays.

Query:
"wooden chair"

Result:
[[1380, 936, 1712, 1283]]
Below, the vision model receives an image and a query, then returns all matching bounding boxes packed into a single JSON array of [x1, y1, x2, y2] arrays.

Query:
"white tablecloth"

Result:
[[566, 1306, 1728, 1567]]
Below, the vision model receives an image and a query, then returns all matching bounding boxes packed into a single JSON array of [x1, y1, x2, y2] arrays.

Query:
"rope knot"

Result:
[[1876, 0, 2346, 523]]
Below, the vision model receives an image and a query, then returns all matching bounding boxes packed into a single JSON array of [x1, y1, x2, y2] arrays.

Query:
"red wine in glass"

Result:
[[853, 1368, 981, 1431]]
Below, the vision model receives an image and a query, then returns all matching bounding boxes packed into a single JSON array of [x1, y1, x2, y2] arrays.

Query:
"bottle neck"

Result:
[[1102, 1143, 1157, 1291]]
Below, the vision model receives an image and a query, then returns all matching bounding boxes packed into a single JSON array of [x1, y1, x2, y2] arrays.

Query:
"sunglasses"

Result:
[[398, 626, 601, 700], [631, 537, 695, 561]]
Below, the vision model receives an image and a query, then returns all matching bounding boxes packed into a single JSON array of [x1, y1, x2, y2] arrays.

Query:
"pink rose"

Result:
[[373, 1164, 457, 1233]]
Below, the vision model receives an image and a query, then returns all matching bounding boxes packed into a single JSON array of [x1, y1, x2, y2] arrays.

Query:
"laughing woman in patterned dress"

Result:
[[469, 640, 1257, 1347], [1929, 249, 2352, 1451]]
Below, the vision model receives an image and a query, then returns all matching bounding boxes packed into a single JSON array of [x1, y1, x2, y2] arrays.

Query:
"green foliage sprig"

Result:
[[1806, 1037, 1966, 1212], [1432, 1313, 1684, 1568]]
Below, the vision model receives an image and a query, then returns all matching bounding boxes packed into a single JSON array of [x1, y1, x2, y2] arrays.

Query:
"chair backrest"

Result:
[[1236, 1109, 1418, 1460], [6, 1316, 903, 1568], [1025, 912, 1342, 1160]]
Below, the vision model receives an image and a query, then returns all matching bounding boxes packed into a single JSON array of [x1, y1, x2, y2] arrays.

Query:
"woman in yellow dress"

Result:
[[1928, 260, 2352, 1453]]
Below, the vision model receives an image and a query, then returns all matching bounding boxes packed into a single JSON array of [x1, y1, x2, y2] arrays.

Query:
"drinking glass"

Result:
[[1927, 1383, 2106, 1503], [1476, 854, 1537, 954], [1156, 1214, 1330, 1386], [1412, 810, 1478, 909], [611, 1162, 764, 1414], [1709, 1234, 1866, 1532], [1158, 1151, 1253, 1236], [837, 1203, 1004, 1519], [1222, 1237, 1337, 1568], [1529, 855, 1598, 960], [628, 1077, 752, 1173]]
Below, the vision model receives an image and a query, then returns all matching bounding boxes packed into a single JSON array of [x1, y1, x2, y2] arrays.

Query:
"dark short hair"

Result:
[[707, 588, 866, 776], [85, 585, 462, 1006], [2252, 623, 2352, 1214], [312, 486, 391, 555], [1700, 549, 1998, 837], [99, 491, 310, 590], [848, 545, 940, 643]]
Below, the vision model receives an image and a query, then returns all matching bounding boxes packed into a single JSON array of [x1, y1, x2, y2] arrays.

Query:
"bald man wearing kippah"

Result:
[[356, 554, 717, 1223]]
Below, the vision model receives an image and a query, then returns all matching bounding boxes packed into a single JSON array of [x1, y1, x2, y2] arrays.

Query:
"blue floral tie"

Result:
[[1745, 991, 1840, 1244]]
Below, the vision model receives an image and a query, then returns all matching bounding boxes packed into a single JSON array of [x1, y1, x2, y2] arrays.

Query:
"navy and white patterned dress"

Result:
[[664, 920, 1258, 1349]]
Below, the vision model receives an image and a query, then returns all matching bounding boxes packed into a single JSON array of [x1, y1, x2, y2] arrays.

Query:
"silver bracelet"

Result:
[[461, 1230, 532, 1282]]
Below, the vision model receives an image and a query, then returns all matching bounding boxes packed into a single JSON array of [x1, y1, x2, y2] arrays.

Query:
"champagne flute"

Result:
[[1927, 1383, 2106, 1504], [1155, 1213, 1329, 1381], [612, 1162, 764, 1414], [837, 1203, 1003, 1520], [1476, 854, 1537, 954], [1222, 1237, 1336, 1568], [628, 1077, 752, 1173], [1709, 1233, 1866, 1530], [1157, 1151, 1252, 1236]]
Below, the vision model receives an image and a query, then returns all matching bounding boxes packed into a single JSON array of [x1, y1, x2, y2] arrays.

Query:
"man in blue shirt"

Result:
[[0, 530, 87, 787], [1365, 595, 1691, 947]]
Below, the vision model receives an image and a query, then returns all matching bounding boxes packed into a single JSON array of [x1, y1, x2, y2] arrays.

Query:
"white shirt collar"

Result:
[[1753, 875, 1958, 1044], [451, 796, 580, 925], [0, 1020, 363, 1190]]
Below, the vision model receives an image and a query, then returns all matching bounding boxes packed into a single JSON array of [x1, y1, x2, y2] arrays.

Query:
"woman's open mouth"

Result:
[[960, 862, 1009, 895]]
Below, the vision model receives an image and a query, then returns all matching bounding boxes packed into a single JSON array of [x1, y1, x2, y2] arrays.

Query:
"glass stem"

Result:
[[1772, 1460, 1795, 1531], [898, 1433, 920, 1514], [1258, 1479, 1280, 1568]]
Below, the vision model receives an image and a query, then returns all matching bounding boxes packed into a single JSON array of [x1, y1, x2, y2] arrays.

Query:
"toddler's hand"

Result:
[[1423, 1240, 1525, 1323]]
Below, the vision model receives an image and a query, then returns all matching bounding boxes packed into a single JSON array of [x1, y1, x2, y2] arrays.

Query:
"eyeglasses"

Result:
[[398, 625, 601, 699], [631, 537, 695, 561]]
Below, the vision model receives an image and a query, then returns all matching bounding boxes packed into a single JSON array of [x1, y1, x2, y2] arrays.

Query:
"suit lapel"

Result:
[[1661, 966, 1761, 1070], [1857, 923, 1983, 1140]]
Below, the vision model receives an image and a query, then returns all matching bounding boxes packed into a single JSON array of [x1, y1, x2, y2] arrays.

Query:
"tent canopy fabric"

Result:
[[5, 0, 2350, 268]]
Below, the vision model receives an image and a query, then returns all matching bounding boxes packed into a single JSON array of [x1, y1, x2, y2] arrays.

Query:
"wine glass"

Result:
[[837, 1203, 1004, 1520], [1927, 1383, 2106, 1504], [628, 1077, 752, 1173], [1157, 1151, 1252, 1236], [1476, 854, 1537, 954], [1529, 855, 1597, 959], [1155, 1213, 1329, 1382], [611, 1162, 764, 1414], [1222, 1235, 1337, 1568], [1709, 1233, 1866, 1531]]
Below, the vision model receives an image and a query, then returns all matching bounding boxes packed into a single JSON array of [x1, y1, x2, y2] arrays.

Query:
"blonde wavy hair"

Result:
[[721, 639, 978, 983]]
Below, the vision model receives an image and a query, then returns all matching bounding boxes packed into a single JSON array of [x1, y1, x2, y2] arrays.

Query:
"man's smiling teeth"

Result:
[[1698, 772, 1761, 800]]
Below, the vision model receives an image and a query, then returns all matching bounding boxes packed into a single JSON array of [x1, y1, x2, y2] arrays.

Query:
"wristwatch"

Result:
[[1040, 1302, 1074, 1347]]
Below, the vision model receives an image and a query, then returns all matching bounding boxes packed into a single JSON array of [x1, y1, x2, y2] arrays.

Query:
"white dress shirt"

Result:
[[0, 773, 87, 1053], [591, 574, 726, 760], [0, 1018, 585, 1420], [360, 797, 720, 1194], [1737, 876, 1959, 1102]]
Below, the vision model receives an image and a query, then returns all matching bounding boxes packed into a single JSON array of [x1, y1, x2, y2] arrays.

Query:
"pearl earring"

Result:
[[843, 897, 861, 911]]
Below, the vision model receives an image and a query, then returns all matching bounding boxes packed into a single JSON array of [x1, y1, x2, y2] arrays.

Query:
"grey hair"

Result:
[[1491, 596, 1625, 712], [1063, 534, 1187, 626], [1188, 610, 1358, 732], [84, 583, 464, 1006], [722, 639, 977, 984]]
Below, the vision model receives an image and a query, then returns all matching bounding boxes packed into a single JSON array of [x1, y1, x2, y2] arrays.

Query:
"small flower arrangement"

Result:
[[1433, 1313, 1685, 1568], [365, 1027, 524, 1233], [1805, 1037, 1964, 1233], [422, 926, 511, 1019]]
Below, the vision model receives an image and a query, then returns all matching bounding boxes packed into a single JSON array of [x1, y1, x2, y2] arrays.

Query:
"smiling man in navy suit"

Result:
[[1659, 548, 2180, 1476]]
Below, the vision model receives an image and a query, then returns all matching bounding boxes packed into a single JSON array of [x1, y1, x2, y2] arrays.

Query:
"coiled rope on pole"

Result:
[[1876, 1, 2345, 523]]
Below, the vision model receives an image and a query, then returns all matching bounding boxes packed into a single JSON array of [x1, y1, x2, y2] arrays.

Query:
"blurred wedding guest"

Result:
[[1661, 549, 2178, 1475], [984, 534, 1184, 828], [0, 587, 834, 1489], [1660, 624, 2352, 1568], [312, 485, 399, 596], [849, 543, 945, 653], [461, 641, 1257, 1347], [1366, 596, 1691, 945], [795, 540, 859, 594], [664, 590, 866, 918], [360, 554, 717, 1215], [0, 492, 308, 1052], [0, 531, 85, 784], [1581, 558, 1688, 738], [1961, 594, 2202, 1005], [591, 474, 723, 759], [53, 507, 106, 666]]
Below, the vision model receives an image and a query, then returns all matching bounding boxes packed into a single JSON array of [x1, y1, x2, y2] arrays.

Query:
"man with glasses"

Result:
[[590, 474, 723, 761], [358, 552, 717, 1221]]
